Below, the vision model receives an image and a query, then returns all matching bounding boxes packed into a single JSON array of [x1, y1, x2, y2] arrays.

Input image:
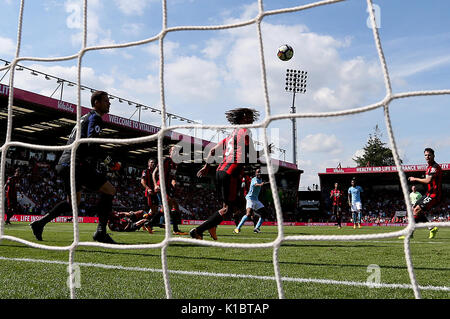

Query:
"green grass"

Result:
[[0, 222, 449, 299]]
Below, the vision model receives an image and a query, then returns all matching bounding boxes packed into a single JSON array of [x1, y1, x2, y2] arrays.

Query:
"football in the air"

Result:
[[277, 44, 294, 61]]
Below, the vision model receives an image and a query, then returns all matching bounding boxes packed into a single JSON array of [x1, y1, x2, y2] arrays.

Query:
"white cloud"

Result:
[[9, 64, 112, 107], [64, 0, 116, 47], [0, 36, 16, 57], [392, 54, 450, 79], [217, 4, 385, 113], [121, 23, 144, 37], [144, 41, 180, 59], [165, 56, 222, 101], [300, 133, 343, 155], [352, 149, 365, 161], [114, 0, 148, 16]]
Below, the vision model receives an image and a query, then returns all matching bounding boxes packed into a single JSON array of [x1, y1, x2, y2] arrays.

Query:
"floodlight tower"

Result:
[[285, 69, 307, 166]]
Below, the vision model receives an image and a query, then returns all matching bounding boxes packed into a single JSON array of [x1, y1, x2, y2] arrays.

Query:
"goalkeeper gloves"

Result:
[[103, 156, 121, 171]]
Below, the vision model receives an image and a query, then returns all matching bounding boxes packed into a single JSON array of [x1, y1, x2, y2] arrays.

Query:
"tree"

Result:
[[353, 125, 400, 167]]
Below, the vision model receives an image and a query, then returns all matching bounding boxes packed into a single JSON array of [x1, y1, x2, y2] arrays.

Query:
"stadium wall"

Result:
[[3, 215, 408, 227]]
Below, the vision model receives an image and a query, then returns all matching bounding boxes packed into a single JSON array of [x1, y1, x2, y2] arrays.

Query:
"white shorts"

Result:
[[351, 201, 362, 212], [246, 198, 264, 211]]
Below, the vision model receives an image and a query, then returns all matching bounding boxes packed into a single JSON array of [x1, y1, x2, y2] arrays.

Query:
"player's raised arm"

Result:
[[197, 141, 223, 177], [152, 165, 160, 191], [408, 175, 432, 185]]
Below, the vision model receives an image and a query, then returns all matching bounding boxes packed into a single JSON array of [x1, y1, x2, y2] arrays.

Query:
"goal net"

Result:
[[0, 0, 449, 300]]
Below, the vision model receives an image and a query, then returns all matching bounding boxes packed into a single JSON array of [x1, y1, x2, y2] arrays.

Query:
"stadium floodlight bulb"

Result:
[[285, 68, 307, 94]]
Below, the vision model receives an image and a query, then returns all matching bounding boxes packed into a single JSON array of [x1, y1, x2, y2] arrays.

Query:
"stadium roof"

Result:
[[0, 83, 300, 175]]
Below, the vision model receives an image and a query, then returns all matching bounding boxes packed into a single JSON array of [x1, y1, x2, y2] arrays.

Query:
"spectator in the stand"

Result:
[[409, 185, 422, 207]]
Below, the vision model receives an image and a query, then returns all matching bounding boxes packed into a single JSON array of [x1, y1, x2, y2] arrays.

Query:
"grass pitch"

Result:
[[0, 222, 449, 299]]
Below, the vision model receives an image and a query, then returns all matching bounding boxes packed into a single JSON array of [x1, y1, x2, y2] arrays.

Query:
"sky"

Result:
[[1, 0, 450, 189]]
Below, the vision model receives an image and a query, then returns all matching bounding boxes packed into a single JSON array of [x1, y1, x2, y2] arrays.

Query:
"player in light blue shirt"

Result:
[[348, 178, 363, 229], [234, 168, 268, 234]]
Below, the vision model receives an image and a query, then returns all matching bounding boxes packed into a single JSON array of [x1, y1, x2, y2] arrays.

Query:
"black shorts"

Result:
[[57, 163, 107, 194], [216, 170, 239, 206], [146, 193, 160, 207], [414, 194, 440, 212], [332, 205, 341, 214]]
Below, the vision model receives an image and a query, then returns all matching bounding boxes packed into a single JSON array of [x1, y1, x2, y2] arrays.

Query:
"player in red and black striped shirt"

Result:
[[407, 148, 442, 239], [153, 145, 187, 235], [190, 107, 270, 240], [330, 182, 343, 228], [140, 158, 159, 232], [4, 168, 20, 225]]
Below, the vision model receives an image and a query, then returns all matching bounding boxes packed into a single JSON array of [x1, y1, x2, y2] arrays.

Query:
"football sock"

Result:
[[96, 194, 113, 233], [237, 215, 248, 230], [5, 210, 13, 223], [255, 216, 263, 229], [253, 212, 261, 227], [150, 212, 163, 226], [414, 214, 428, 224], [197, 211, 223, 234], [171, 210, 181, 232], [39, 201, 72, 225]]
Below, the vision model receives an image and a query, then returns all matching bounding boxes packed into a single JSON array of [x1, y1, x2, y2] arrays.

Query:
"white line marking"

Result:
[[0, 256, 448, 292]]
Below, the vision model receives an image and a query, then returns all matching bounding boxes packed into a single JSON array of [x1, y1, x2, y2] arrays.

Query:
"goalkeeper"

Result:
[[30, 91, 120, 244]]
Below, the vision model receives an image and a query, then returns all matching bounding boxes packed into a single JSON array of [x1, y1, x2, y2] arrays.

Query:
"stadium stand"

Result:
[[1, 83, 302, 221], [318, 165, 450, 224]]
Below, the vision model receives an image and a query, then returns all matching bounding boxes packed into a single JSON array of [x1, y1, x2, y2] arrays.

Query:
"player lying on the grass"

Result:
[[30, 91, 120, 244], [108, 210, 153, 233], [191, 107, 271, 241], [400, 147, 442, 239], [234, 168, 269, 234]]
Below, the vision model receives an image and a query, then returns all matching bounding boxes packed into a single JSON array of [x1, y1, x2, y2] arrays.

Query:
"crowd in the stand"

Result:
[[4, 157, 275, 220], [5, 153, 448, 223], [323, 188, 450, 224]]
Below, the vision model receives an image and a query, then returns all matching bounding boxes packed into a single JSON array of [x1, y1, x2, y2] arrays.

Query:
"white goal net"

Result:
[[0, 0, 449, 300]]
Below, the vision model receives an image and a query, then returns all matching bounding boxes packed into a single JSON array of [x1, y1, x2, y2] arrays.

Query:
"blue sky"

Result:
[[1, 0, 449, 189]]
